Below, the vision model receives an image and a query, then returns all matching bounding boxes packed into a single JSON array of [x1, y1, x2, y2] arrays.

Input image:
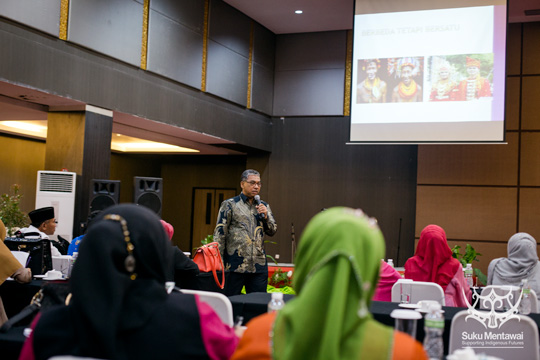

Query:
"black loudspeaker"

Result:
[[89, 179, 121, 213], [133, 176, 163, 216]]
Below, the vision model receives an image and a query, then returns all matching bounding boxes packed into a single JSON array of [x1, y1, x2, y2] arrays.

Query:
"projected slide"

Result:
[[350, 1, 506, 143]]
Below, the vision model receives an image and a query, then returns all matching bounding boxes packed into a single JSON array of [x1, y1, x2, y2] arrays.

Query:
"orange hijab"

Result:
[[404, 225, 461, 291]]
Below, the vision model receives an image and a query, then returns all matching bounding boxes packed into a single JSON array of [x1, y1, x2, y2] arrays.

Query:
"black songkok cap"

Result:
[[29, 207, 55, 226]]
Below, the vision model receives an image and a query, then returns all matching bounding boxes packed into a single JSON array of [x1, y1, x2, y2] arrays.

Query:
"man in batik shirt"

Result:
[[214, 169, 277, 295]]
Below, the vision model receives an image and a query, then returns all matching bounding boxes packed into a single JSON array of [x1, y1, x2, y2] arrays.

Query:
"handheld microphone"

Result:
[[254, 195, 265, 219]]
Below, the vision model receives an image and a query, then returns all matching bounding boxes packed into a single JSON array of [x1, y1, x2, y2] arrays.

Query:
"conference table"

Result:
[[3, 284, 540, 359], [229, 292, 540, 356]]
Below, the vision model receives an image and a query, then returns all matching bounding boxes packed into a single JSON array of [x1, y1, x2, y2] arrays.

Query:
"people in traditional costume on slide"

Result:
[[429, 60, 458, 101], [456, 56, 492, 101], [392, 57, 422, 102], [404, 225, 472, 307], [357, 59, 387, 103], [232, 207, 427, 360]]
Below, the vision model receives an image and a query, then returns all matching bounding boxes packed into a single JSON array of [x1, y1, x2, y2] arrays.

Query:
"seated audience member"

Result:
[[18, 207, 68, 256], [0, 219, 32, 326], [67, 210, 102, 256], [373, 260, 402, 301], [19, 204, 238, 360], [488, 232, 540, 302], [232, 207, 427, 360], [160, 219, 200, 289], [404, 225, 472, 307]]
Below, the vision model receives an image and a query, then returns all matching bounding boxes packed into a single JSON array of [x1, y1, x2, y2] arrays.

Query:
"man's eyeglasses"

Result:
[[245, 181, 261, 187]]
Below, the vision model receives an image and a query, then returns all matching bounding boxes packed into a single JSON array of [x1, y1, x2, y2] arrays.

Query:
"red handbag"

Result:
[[193, 242, 225, 289]]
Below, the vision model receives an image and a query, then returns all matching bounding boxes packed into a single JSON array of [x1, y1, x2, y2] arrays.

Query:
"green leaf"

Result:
[[474, 268, 487, 286], [266, 254, 278, 265]]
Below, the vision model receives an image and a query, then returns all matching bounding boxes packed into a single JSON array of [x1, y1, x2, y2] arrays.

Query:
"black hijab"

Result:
[[69, 204, 174, 358]]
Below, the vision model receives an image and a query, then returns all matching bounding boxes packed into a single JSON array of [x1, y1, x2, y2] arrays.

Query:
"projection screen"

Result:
[[349, 0, 507, 143]]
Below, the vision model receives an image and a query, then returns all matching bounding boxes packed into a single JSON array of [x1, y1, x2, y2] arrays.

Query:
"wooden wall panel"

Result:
[[160, 156, 245, 252], [417, 134, 518, 186], [505, 77, 520, 131], [415, 23, 540, 280], [520, 132, 540, 186], [0, 134, 45, 213], [268, 116, 418, 265], [45, 112, 86, 173], [521, 77, 540, 130], [522, 22, 540, 75], [109, 153, 162, 204], [519, 188, 540, 237], [416, 186, 517, 241], [506, 23, 521, 76]]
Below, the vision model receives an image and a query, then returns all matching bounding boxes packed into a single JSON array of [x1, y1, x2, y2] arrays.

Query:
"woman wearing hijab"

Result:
[[404, 224, 471, 307], [232, 207, 427, 360], [488, 232, 540, 301], [19, 204, 238, 360], [373, 260, 402, 302], [161, 218, 200, 290], [0, 219, 32, 326]]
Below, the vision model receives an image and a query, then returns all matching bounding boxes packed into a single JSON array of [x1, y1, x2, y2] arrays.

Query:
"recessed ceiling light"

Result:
[[295, 10, 303, 14]]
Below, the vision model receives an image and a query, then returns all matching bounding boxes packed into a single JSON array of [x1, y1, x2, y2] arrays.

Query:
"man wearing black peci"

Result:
[[213, 169, 277, 295], [18, 207, 70, 255]]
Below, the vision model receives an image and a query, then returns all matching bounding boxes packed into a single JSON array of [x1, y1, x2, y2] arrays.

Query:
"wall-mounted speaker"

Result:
[[134, 176, 163, 216], [89, 179, 121, 213]]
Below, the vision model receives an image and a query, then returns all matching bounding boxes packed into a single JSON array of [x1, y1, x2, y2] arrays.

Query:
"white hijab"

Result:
[[488, 233, 540, 300]]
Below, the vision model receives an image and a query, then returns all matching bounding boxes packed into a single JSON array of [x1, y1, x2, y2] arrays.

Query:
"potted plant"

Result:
[[0, 184, 28, 236], [268, 267, 295, 295], [451, 244, 487, 286]]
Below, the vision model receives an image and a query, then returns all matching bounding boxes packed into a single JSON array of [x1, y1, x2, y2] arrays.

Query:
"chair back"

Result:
[[480, 285, 538, 313], [391, 280, 446, 305], [180, 289, 234, 326], [449, 310, 540, 360]]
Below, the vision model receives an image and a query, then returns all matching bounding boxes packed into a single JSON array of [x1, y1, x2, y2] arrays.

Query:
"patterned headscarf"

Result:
[[273, 207, 393, 360]]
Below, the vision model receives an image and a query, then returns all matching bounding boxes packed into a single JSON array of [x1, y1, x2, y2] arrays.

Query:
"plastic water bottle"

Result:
[[423, 303, 444, 360], [387, 259, 394, 268], [520, 279, 531, 315], [268, 292, 285, 313], [68, 252, 78, 278], [464, 263, 474, 287]]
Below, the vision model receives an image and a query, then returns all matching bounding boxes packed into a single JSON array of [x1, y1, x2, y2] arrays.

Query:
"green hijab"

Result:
[[273, 207, 393, 360]]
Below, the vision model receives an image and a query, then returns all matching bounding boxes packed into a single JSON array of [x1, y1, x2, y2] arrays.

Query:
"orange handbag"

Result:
[[193, 242, 225, 289]]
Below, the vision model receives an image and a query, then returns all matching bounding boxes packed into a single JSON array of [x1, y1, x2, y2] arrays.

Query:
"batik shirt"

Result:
[[213, 193, 277, 273]]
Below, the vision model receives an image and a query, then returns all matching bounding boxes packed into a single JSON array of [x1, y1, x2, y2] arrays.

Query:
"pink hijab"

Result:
[[404, 225, 461, 291], [160, 220, 174, 241], [373, 261, 402, 301]]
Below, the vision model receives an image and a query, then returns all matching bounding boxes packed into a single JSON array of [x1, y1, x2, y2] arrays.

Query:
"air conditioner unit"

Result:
[[35, 170, 77, 242]]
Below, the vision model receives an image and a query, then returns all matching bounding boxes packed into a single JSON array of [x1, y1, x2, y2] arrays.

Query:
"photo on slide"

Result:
[[427, 54, 494, 102], [356, 57, 425, 104]]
